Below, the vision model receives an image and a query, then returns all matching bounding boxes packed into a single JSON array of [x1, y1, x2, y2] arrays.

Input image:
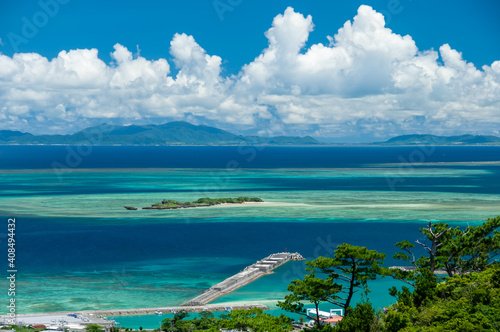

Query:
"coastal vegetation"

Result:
[[383, 265, 500, 331], [85, 324, 104, 332], [159, 308, 293, 332], [142, 197, 263, 210], [276, 217, 500, 331], [277, 244, 385, 327], [1, 326, 45, 332]]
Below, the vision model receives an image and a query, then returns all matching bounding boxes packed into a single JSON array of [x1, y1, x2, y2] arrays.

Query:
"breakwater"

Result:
[[184, 252, 304, 306], [2, 304, 270, 319]]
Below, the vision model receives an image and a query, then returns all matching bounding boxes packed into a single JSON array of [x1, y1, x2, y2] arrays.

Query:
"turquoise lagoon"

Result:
[[1, 146, 500, 328]]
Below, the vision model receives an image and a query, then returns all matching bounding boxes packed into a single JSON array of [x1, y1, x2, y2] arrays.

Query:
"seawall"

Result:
[[1, 304, 270, 319]]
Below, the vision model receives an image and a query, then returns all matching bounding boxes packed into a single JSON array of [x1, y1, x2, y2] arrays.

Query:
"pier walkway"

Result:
[[184, 252, 304, 306]]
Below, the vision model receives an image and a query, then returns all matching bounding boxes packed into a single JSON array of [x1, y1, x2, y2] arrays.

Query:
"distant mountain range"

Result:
[[377, 134, 500, 145], [0, 121, 320, 145], [1, 123, 499, 146]]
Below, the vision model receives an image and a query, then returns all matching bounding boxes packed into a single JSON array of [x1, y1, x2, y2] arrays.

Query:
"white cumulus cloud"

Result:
[[0, 5, 499, 141]]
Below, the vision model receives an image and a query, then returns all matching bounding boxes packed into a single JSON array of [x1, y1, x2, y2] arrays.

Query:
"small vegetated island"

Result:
[[124, 197, 263, 210]]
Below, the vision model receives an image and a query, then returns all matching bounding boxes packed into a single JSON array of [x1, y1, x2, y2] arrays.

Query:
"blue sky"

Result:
[[0, 0, 499, 141]]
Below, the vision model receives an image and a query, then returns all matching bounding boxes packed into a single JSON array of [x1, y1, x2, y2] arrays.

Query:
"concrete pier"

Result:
[[184, 252, 304, 306]]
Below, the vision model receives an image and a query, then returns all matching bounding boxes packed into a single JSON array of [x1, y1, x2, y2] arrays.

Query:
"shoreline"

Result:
[[0, 304, 270, 319], [143, 201, 268, 209], [139, 197, 264, 211]]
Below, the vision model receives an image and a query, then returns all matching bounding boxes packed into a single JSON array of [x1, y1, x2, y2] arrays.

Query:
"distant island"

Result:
[[0, 121, 319, 146], [126, 196, 264, 210], [2, 121, 500, 146], [375, 134, 500, 145]]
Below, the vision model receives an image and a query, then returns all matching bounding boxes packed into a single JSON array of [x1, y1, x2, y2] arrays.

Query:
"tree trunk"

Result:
[[315, 302, 322, 328], [344, 259, 356, 314]]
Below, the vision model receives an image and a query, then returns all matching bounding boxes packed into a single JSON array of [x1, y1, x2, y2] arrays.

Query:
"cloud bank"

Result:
[[0, 5, 499, 140]]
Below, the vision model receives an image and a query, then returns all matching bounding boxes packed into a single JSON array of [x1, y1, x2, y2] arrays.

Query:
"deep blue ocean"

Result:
[[1, 145, 500, 326], [2, 145, 500, 169]]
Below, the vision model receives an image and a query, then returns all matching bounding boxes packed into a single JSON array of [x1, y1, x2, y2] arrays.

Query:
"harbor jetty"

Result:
[[184, 252, 304, 306]]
